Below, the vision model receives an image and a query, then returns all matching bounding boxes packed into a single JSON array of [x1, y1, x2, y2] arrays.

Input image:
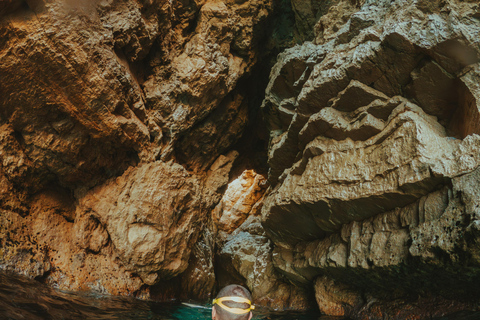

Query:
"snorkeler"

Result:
[[212, 284, 254, 320]]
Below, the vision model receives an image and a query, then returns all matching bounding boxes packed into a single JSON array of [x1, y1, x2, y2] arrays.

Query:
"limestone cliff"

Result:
[[262, 0, 480, 318], [1, 0, 480, 319]]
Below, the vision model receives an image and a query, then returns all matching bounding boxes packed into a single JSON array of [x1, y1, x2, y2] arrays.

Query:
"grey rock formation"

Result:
[[261, 0, 480, 317], [272, 170, 480, 317], [217, 215, 314, 310]]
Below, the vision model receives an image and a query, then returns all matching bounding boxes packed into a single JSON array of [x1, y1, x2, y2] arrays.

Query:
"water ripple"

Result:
[[0, 271, 325, 320]]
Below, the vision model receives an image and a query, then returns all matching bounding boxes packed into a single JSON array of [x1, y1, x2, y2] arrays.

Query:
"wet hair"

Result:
[[214, 284, 253, 320]]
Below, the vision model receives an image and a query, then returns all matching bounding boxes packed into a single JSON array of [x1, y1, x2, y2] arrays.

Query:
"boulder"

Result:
[[78, 161, 208, 285]]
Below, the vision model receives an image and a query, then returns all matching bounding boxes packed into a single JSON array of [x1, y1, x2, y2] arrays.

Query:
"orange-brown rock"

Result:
[[314, 276, 363, 316], [2, 0, 480, 317], [0, 0, 275, 301], [1, 188, 145, 295], [0, 0, 273, 191], [77, 161, 210, 285], [213, 169, 267, 235]]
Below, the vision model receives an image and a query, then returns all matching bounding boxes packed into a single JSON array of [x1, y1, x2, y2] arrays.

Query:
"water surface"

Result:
[[1, 271, 479, 320], [0, 271, 332, 320]]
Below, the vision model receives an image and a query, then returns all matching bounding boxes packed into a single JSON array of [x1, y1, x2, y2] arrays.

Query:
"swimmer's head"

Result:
[[212, 285, 253, 320]]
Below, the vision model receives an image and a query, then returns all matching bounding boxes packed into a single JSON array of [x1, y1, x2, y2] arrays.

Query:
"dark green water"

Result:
[[0, 271, 334, 320], [1, 270, 479, 320]]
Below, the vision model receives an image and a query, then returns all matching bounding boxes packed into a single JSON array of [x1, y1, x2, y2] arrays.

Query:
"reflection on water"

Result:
[[1, 270, 479, 320], [0, 271, 330, 320]]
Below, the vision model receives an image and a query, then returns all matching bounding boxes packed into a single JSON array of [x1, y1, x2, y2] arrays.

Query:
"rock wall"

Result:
[[1, 0, 480, 319], [0, 0, 287, 303], [261, 0, 480, 318]]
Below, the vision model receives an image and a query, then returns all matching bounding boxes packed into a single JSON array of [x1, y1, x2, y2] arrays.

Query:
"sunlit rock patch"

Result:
[[214, 169, 314, 310]]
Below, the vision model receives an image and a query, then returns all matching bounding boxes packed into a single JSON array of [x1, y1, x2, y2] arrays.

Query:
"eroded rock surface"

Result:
[[261, 0, 480, 318], [1, 0, 480, 317], [0, 0, 275, 191], [214, 169, 267, 235], [218, 215, 314, 310], [212, 169, 313, 309], [272, 170, 480, 318], [0, 0, 276, 301], [262, 0, 480, 248], [78, 161, 210, 285], [1, 160, 217, 295]]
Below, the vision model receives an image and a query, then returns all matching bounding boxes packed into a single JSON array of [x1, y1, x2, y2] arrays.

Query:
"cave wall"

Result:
[[0, 0, 310, 310], [261, 0, 480, 318], [0, 0, 285, 301], [1, 0, 480, 319]]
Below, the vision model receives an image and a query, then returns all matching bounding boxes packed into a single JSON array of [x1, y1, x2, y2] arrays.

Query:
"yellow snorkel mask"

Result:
[[212, 296, 255, 315]]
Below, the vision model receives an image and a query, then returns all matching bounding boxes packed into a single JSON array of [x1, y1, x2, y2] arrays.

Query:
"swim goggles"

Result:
[[212, 296, 255, 315]]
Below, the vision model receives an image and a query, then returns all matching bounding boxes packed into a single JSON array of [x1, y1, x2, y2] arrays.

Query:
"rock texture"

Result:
[[0, 0, 281, 304], [217, 215, 314, 310], [272, 172, 480, 318], [77, 161, 209, 285], [261, 0, 480, 318], [213, 169, 315, 310], [2, 0, 480, 318]]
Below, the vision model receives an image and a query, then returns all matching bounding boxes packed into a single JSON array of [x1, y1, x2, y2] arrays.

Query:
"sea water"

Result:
[[0, 271, 332, 320], [0, 270, 478, 320]]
